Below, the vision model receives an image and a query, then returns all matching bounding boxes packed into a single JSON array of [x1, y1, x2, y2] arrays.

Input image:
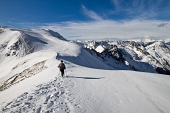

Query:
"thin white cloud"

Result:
[[111, 0, 119, 9], [82, 5, 103, 21], [39, 19, 170, 40], [110, 0, 170, 19]]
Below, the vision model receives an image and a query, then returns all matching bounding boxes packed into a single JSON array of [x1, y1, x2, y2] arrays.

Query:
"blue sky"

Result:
[[0, 0, 170, 40]]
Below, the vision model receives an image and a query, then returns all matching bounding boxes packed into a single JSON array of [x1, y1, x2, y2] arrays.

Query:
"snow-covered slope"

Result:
[[0, 27, 112, 91], [0, 28, 34, 57], [0, 27, 170, 113]]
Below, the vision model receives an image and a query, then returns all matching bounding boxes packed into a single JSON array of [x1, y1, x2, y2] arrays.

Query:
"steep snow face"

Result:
[[0, 28, 34, 57]]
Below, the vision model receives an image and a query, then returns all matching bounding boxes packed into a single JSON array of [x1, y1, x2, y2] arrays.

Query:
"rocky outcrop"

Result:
[[83, 40, 170, 75]]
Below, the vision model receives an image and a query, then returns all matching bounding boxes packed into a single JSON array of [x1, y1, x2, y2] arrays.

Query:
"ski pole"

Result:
[[65, 69, 67, 77], [58, 70, 60, 76]]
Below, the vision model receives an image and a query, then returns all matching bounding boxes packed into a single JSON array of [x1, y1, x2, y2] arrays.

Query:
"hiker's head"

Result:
[[61, 60, 63, 63]]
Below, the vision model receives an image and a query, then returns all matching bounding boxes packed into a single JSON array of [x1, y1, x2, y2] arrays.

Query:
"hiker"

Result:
[[58, 60, 66, 77]]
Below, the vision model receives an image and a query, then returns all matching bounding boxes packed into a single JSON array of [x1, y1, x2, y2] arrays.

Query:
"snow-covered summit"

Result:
[[0, 28, 34, 57], [0, 28, 68, 58]]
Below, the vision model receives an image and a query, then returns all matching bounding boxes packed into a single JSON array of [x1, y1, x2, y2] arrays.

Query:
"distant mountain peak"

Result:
[[83, 40, 170, 75]]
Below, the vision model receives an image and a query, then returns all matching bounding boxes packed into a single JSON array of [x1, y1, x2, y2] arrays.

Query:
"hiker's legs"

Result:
[[60, 70, 64, 77]]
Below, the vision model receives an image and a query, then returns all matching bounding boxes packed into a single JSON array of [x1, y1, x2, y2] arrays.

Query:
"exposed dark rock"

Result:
[[156, 67, 170, 75]]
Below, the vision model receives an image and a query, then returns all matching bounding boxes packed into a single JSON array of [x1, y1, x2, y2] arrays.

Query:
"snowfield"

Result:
[[0, 27, 170, 113]]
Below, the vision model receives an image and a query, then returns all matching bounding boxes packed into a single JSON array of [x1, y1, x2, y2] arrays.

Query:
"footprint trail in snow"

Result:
[[1, 75, 82, 113]]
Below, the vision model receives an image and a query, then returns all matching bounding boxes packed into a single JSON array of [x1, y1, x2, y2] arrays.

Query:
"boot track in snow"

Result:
[[1, 75, 82, 113]]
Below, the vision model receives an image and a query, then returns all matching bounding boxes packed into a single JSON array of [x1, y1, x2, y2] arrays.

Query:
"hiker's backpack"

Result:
[[60, 63, 65, 70]]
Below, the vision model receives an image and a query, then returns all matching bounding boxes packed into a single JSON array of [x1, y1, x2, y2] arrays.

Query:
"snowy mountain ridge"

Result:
[[82, 39, 170, 75], [0, 26, 170, 113], [1, 27, 170, 75]]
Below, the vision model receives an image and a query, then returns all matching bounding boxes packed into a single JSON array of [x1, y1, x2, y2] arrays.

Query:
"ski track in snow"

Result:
[[1, 72, 83, 113]]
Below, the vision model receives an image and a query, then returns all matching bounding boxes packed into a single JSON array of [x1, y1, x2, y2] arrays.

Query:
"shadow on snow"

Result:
[[66, 76, 105, 80], [56, 48, 114, 70]]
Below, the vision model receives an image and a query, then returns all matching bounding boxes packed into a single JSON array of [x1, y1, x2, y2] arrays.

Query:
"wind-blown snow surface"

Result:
[[0, 27, 170, 113]]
